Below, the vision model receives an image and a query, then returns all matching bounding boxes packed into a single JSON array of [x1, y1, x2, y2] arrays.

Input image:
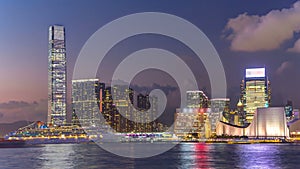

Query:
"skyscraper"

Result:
[[48, 25, 67, 126], [72, 79, 104, 128], [240, 68, 271, 123], [209, 98, 230, 134], [174, 91, 209, 139]]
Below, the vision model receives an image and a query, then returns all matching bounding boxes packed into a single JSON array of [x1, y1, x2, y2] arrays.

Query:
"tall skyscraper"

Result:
[[48, 25, 67, 126], [240, 68, 271, 123]]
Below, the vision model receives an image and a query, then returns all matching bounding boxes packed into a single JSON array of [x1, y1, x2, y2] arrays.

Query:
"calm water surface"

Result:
[[0, 143, 300, 169]]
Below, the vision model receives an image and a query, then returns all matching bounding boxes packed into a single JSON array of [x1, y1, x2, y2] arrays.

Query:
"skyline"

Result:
[[1, 0, 300, 123]]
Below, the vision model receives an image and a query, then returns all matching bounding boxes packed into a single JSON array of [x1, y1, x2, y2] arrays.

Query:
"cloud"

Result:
[[0, 99, 47, 123], [224, 1, 300, 52], [276, 61, 293, 75], [0, 101, 32, 109], [288, 38, 300, 53]]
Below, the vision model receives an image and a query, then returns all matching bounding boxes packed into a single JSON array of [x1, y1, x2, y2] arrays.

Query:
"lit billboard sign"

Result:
[[245, 68, 265, 78]]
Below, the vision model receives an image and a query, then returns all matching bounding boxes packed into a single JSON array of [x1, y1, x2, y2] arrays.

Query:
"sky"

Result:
[[0, 0, 300, 123]]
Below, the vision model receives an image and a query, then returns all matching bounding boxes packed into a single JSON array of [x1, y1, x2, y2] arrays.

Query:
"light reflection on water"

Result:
[[236, 144, 282, 169], [179, 143, 212, 169], [39, 144, 77, 169], [38, 144, 135, 169], [0, 143, 300, 169]]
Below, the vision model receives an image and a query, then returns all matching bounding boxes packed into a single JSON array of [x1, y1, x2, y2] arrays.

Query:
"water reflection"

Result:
[[2, 143, 300, 168], [39, 144, 76, 169], [179, 143, 212, 169], [236, 144, 282, 169], [178, 143, 287, 169], [38, 144, 135, 169]]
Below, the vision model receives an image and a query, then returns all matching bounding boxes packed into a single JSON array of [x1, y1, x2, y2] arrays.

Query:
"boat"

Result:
[[5, 121, 91, 145]]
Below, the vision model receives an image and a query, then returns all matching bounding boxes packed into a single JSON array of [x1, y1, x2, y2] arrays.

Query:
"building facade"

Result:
[[209, 98, 230, 135], [216, 107, 289, 138], [240, 68, 271, 123], [103, 85, 159, 133], [72, 79, 105, 130], [174, 108, 208, 139], [186, 90, 208, 108], [48, 25, 67, 126]]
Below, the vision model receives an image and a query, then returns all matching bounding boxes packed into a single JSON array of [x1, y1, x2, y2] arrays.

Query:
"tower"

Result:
[[48, 25, 67, 126], [72, 79, 103, 128], [240, 68, 271, 123]]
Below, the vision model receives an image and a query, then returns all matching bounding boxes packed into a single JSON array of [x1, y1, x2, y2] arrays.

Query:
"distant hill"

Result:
[[0, 121, 32, 137]]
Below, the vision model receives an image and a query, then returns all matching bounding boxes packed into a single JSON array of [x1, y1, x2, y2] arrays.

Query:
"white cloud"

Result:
[[224, 1, 300, 52]]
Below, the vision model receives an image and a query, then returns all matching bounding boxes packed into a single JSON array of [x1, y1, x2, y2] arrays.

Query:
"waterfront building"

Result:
[[288, 113, 300, 138], [102, 87, 121, 132], [112, 85, 135, 132], [240, 68, 271, 123], [174, 90, 210, 139], [174, 108, 205, 139], [186, 91, 208, 108], [131, 93, 158, 132], [72, 79, 105, 130], [174, 108, 208, 139], [103, 85, 159, 133], [208, 98, 230, 135], [210, 98, 230, 113], [48, 25, 67, 126], [216, 107, 289, 138]]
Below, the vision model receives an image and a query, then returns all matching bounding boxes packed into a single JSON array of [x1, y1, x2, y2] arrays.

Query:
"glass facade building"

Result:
[[48, 25, 67, 126], [72, 79, 104, 129], [174, 90, 210, 139], [240, 68, 271, 123], [174, 108, 208, 139], [209, 98, 230, 134]]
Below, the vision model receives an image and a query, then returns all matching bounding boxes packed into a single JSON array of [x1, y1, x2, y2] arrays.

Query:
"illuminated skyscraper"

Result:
[[210, 98, 230, 113], [48, 25, 67, 126], [72, 79, 104, 128], [240, 68, 271, 123], [174, 91, 209, 139], [209, 98, 230, 133], [112, 85, 134, 132]]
